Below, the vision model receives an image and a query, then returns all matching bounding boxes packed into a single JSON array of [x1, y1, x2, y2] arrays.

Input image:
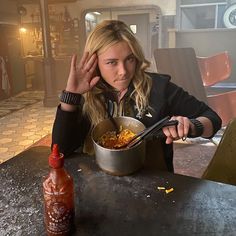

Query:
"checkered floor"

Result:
[[0, 91, 56, 164], [0, 91, 44, 118]]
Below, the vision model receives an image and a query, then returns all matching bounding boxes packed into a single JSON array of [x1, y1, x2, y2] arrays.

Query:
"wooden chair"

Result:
[[202, 118, 236, 186], [197, 51, 232, 87], [153, 47, 208, 103]]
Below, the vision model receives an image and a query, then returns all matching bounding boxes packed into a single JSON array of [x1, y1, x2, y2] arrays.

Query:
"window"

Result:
[[130, 24, 137, 34], [179, 1, 228, 30]]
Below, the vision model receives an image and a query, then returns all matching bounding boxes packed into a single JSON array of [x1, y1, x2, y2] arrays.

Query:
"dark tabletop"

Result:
[[1, 146, 236, 236]]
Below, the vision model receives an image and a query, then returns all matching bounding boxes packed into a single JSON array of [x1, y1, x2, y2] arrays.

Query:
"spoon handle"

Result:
[[107, 100, 119, 134]]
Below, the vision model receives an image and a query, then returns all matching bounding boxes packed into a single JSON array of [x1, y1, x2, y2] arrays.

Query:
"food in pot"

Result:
[[98, 128, 136, 149]]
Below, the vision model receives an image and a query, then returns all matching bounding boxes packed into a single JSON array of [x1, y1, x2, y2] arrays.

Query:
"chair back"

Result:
[[202, 118, 236, 185], [207, 91, 236, 127], [153, 47, 208, 103], [197, 51, 232, 87]]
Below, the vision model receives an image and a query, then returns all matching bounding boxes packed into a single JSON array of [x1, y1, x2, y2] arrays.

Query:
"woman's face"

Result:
[[97, 41, 136, 92]]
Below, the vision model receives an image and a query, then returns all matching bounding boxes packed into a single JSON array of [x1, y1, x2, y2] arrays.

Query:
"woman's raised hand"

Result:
[[65, 52, 100, 94]]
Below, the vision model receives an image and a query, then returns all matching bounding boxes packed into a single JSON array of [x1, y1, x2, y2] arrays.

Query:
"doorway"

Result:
[[118, 13, 150, 60]]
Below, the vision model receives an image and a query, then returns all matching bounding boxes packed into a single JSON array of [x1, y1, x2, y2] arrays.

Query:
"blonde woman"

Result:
[[52, 20, 221, 172]]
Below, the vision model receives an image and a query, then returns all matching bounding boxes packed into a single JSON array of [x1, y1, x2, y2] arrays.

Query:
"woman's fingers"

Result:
[[90, 76, 100, 88], [165, 136, 174, 144], [82, 54, 97, 73], [76, 52, 98, 77], [78, 51, 97, 73], [163, 116, 191, 144], [78, 51, 89, 70], [162, 125, 178, 143], [182, 117, 190, 137], [70, 54, 77, 73], [66, 55, 78, 92], [176, 117, 189, 138]]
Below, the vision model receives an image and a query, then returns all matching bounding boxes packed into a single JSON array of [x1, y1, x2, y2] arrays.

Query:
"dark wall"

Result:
[[175, 29, 236, 83]]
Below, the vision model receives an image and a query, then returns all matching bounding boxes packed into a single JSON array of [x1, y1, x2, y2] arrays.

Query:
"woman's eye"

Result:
[[127, 57, 135, 62], [106, 61, 116, 65]]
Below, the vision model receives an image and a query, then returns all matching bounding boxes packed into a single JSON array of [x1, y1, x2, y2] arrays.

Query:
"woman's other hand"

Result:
[[162, 116, 214, 144], [162, 116, 190, 144], [65, 52, 100, 94]]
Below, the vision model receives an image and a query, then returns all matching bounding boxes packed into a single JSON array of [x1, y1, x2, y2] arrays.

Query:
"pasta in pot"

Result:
[[98, 129, 136, 149]]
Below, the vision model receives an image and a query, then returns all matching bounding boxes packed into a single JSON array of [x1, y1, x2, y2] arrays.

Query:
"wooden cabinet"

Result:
[[21, 5, 80, 57]]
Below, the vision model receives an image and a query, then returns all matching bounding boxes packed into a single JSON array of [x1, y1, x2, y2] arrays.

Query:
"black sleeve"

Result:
[[166, 81, 222, 137], [52, 105, 91, 156]]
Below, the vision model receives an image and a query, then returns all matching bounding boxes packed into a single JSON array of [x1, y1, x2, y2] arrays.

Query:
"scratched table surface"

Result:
[[1, 146, 236, 236]]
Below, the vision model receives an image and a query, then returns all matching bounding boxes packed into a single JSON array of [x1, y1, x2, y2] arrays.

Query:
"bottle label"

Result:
[[45, 200, 74, 234]]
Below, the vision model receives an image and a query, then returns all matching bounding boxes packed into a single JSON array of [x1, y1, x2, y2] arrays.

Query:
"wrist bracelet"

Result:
[[188, 119, 204, 138], [60, 90, 81, 105]]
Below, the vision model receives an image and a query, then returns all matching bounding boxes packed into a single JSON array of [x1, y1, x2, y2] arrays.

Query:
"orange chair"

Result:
[[197, 51, 232, 87], [207, 91, 236, 127], [197, 51, 236, 126]]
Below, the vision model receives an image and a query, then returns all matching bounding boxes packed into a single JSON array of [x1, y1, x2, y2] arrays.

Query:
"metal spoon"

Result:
[[107, 100, 120, 134]]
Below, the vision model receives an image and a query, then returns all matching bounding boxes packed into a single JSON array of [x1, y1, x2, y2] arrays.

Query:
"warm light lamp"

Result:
[[19, 27, 27, 33]]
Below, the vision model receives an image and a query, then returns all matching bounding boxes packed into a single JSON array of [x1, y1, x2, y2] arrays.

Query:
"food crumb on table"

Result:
[[165, 188, 174, 194], [157, 186, 165, 190], [157, 186, 174, 194]]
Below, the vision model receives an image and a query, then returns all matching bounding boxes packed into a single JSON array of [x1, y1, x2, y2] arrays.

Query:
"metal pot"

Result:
[[91, 116, 146, 176]]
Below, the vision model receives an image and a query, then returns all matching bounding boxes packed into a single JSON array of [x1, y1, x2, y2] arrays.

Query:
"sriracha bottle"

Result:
[[43, 144, 75, 235]]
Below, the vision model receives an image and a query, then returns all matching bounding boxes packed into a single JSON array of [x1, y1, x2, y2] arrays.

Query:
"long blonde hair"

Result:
[[83, 20, 152, 126]]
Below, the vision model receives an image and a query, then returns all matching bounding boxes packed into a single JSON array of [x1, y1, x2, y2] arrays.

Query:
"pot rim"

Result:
[[91, 116, 145, 151]]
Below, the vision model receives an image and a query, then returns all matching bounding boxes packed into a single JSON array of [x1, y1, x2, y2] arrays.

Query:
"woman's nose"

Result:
[[118, 63, 127, 75]]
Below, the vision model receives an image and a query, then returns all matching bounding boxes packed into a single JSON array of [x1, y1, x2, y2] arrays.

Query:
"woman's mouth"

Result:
[[115, 78, 127, 82]]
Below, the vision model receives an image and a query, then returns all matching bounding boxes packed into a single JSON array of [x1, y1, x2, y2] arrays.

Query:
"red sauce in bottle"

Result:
[[43, 144, 74, 235]]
